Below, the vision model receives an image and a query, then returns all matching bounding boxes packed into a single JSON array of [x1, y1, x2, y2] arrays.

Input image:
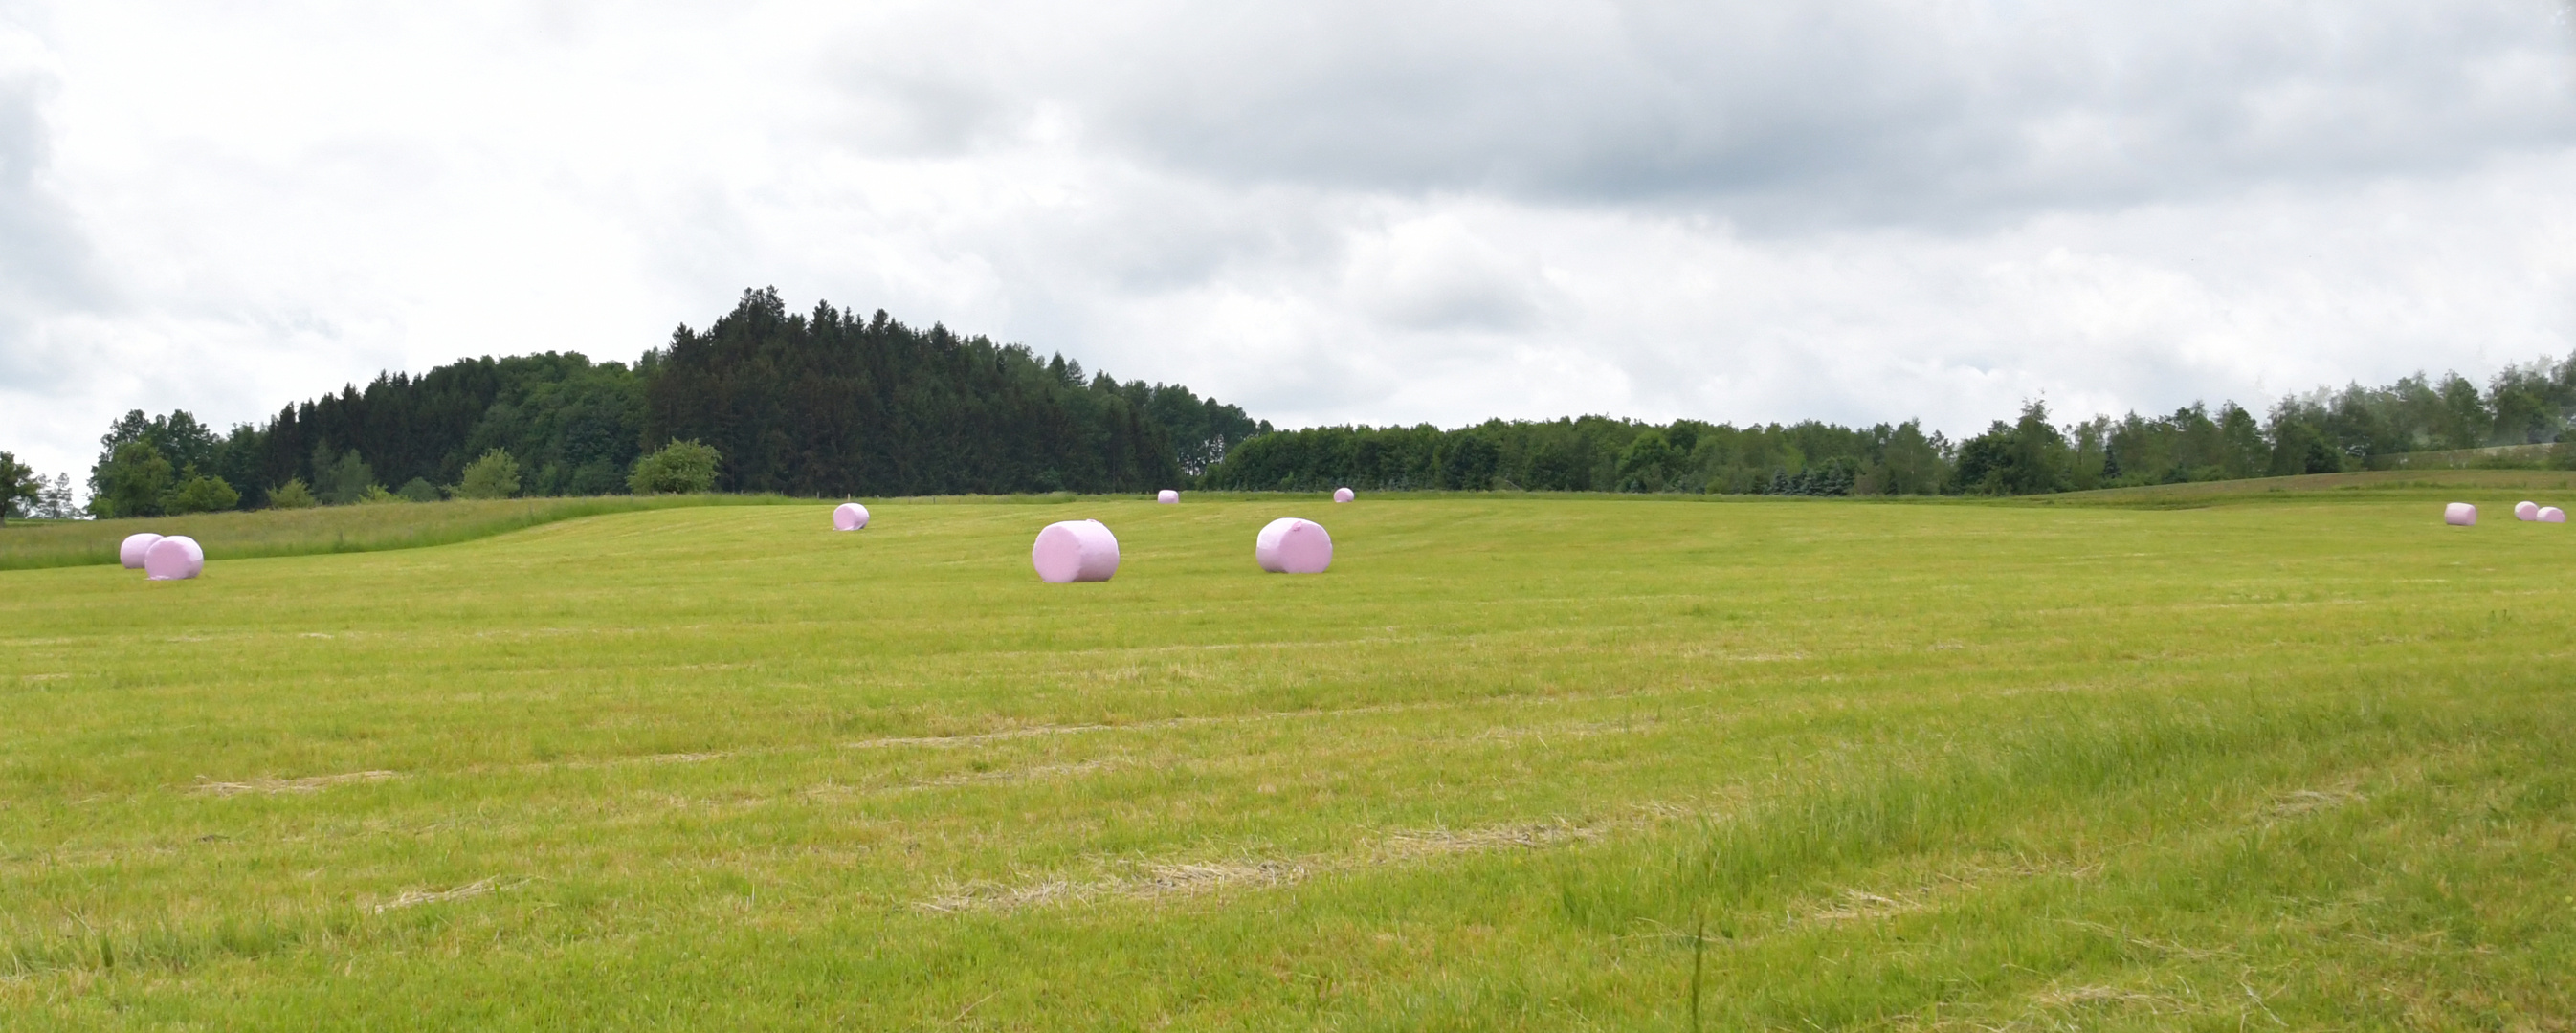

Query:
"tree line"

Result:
[[13, 294, 2574, 520], [1197, 355, 2576, 495]]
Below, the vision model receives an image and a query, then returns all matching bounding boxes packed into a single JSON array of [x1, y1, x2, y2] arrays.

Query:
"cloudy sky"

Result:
[[4, 0, 2573, 483]]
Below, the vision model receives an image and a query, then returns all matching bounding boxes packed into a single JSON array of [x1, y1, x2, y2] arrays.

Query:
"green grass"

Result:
[[0, 495, 809, 571], [2, 490, 2572, 1029]]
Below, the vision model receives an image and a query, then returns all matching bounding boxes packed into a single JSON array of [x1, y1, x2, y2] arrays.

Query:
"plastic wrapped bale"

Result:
[[1157, 490, 1179, 504], [1333, 487, 1354, 503], [2517, 500, 2541, 521], [1255, 517, 1333, 574], [1032, 519, 1120, 582], [2444, 502, 2476, 526], [144, 536, 205, 581], [833, 502, 870, 531], [2543, 506, 2568, 524], [119, 533, 164, 569]]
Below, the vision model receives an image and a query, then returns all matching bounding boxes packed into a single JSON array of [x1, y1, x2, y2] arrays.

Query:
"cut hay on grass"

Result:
[[190, 771, 401, 797]]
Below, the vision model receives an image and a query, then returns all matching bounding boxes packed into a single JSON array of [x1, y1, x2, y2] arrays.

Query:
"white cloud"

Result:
[[1, 0, 2571, 484]]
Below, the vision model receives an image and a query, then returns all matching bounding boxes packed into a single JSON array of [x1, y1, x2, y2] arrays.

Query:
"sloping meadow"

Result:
[[0, 495, 804, 571], [1, 495, 2569, 1028]]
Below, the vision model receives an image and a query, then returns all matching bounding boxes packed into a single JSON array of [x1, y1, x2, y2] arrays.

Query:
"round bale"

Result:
[[119, 533, 164, 569], [144, 536, 204, 581], [833, 502, 870, 531], [1333, 487, 1354, 503], [2542, 506, 2567, 524], [1033, 519, 1120, 582], [1157, 490, 1179, 504], [2444, 502, 2476, 526], [1255, 517, 1333, 574], [2516, 500, 2541, 521]]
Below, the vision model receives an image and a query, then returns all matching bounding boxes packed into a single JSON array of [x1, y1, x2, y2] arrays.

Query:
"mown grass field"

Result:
[[3, 481, 2574, 1029]]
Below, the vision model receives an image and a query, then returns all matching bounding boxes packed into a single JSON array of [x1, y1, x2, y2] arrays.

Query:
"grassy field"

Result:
[[2032, 468, 2576, 508], [2, 485, 2572, 1029], [0, 495, 809, 571]]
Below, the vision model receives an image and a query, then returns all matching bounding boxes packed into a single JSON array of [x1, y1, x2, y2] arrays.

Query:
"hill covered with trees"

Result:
[[74, 289, 1264, 516]]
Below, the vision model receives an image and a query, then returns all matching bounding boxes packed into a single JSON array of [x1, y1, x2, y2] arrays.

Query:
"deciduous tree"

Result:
[[92, 440, 174, 517], [0, 451, 40, 525], [628, 440, 722, 495]]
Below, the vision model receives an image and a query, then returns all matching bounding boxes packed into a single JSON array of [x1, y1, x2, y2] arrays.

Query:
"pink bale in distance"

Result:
[[2516, 500, 2541, 521], [143, 536, 204, 581], [2444, 502, 2476, 526], [119, 533, 164, 569], [2542, 506, 2567, 524], [1157, 490, 1179, 504], [1333, 487, 1354, 503], [1255, 517, 1332, 574], [1032, 519, 1120, 582], [833, 502, 870, 531]]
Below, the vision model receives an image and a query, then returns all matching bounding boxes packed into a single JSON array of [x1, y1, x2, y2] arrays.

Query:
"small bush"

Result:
[[455, 449, 522, 499], [267, 478, 319, 509], [162, 473, 242, 515], [396, 477, 443, 503], [356, 484, 402, 505], [629, 440, 722, 495]]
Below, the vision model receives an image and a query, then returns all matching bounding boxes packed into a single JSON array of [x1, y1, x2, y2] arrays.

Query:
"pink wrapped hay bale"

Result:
[[144, 536, 204, 581], [2516, 500, 2541, 521], [1032, 519, 1120, 582], [1157, 490, 1179, 504], [833, 502, 870, 531], [1255, 517, 1333, 574], [120, 533, 164, 569], [2443, 502, 2476, 526], [2542, 506, 2567, 523], [1333, 487, 1354, 503]]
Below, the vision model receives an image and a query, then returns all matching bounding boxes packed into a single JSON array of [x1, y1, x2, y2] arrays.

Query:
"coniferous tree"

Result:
[[640, 289, 1209, 495], [314, 447, 377, 505], [34, 473, 78, 519]]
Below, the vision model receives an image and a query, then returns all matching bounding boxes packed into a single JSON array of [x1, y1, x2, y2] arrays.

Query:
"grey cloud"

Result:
[[1344, 216, 1550, 331], [823, 1, 2576, 228], [0, 57, 110, 393], [1009, 181, 1353, 296], [5, 0, 2568, 475], [824, 77, 1021, 157]]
